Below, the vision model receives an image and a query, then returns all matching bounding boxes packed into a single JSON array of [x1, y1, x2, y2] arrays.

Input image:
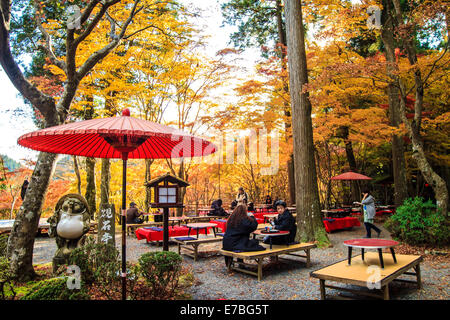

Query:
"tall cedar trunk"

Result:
[[276, 0, 296, 205], [6, 152, 57, 281], [144, 159, 153, 212], [391, 0, 449, 215], [285, 0, 329, 244], [381, 0, 409, 207], [177, 161, 185, 217], [100, 158, 110, 205], [85, 157, 96, 218], [73, 156, 82, 195]]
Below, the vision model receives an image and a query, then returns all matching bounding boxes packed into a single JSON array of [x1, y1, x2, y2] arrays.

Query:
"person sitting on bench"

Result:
[[208, 199, 228, 217], [264, 200, 297, 245], [126, 202, 144, 224], [222, 204, 265, 252]]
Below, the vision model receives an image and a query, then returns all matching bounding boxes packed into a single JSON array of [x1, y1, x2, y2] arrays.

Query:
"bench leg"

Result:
[[193, 244, 199, 262], [305, 249, 311, 267], [257, 258, 263, 281], [177, 243, 181, 255], [319, 279, 326, 300]]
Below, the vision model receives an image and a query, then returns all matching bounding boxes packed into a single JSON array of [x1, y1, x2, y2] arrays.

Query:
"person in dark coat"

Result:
[[265, 195, 272, 205], [126, 202, 144, 224], [20, 178, 29, 200], [264, 200, 297, 245], [208, 199, 228, 216], [222, 204, 265, 252]]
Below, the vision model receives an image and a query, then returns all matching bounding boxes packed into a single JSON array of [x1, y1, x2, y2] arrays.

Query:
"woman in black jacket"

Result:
[[222, 204, 265, 252], [264, 200, 297, 245]]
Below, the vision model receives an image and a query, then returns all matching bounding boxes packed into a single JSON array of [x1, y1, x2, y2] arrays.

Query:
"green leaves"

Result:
[[384, 197, 449, 246]]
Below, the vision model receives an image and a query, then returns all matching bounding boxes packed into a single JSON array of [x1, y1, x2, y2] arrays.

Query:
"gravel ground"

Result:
[[32, 221, 449, 300]]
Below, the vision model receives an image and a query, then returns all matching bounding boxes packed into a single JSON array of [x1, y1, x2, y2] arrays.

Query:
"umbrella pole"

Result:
[[121, 152, 128, 300]]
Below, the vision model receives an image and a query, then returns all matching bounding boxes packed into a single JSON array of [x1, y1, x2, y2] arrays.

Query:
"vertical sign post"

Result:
[[98, 203, 116, 246]]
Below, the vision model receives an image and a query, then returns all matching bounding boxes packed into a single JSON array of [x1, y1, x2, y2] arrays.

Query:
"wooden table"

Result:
[[186, 222, 217, 238], [310, 253, 422, 300], [253, 229, 289, 249], [343, 238, 399, 269]]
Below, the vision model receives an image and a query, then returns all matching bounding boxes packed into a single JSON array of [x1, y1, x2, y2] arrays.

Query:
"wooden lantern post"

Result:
[[145, 173, 190, 251]]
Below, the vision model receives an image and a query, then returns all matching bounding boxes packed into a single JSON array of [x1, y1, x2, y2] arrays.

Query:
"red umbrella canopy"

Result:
[[331, 171, 372, 180], [18, 109, 216, 159]]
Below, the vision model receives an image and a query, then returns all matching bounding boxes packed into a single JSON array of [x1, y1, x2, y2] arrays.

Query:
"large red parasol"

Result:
[[18, 109, 216, 300], [331, 171, 372, 180], [18, 109, 213, 159]]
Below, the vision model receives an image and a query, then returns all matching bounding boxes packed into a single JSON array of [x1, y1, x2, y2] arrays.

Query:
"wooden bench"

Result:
[[173, 235, 224, 261], [126, 222, 163, 236], [310, 252, 423, 300], [220, 242, 316, 281]]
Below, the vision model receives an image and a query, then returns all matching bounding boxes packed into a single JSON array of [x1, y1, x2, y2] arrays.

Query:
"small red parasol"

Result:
[[331, 171, 372, 180]]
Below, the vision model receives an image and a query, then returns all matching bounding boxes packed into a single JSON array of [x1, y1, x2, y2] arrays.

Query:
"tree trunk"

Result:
[[73, 156, 82, 195], [285, 0, 329, 245], [336, 126, 359, 202], [85, 157, 96, 218], [6, 152, 57, 281], [276, 0, 296, 205], [100, 158, 110, 205], [381, 0, 409, 207], [144, 159, 153, 212]]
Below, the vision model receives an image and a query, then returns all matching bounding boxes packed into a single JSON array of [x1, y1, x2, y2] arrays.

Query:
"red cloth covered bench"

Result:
[[135, 225, 209, 243], [322, 217, 360, 233], [211, 218, 265, 233]]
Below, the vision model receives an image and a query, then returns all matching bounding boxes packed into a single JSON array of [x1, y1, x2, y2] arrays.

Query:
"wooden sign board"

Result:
[[98, 203, 116, 246]]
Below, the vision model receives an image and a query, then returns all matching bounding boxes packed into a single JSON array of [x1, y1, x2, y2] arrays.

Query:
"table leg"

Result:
[[378, 249, 385, 268], [383, 284, 390, 300], [347, 247, 352, 265], [415, 264, 422, 289], [319, 279, 326, 300], [212, 227, 216, 237], [196, 228, 199, 239], [269, 237, 273, 250], [390, 247, 397, 263], [361, 248, 365, 261], [257, 258, 263, 281]]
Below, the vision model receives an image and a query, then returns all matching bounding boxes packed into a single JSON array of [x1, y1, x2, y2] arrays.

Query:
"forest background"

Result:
[[0, 0, 448, 223]]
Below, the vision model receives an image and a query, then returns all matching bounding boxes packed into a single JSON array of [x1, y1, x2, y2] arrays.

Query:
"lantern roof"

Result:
[[145, 173, 190, 188]]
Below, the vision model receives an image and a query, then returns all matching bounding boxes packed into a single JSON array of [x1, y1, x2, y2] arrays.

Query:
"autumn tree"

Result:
[[387, 0, 449, 215], [0, 0, 181, 281]]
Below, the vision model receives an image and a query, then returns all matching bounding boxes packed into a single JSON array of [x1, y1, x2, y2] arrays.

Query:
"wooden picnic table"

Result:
[[186, 222, 217, 238]]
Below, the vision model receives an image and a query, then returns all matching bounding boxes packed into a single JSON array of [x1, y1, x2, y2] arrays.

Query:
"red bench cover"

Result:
[[322, 217, 360, 233]]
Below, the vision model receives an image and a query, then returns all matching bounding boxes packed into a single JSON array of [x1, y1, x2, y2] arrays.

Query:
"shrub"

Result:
[[20, 277, 90, 300], [0, 256, 15, 300], [138, 251, 182, 299], [384, 197, 450, 246], [67, 237, 138, 299], [67, 236, 119, 285]]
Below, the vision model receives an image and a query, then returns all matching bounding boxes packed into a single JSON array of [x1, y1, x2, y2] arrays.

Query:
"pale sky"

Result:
[[0, 0, 261, 164]]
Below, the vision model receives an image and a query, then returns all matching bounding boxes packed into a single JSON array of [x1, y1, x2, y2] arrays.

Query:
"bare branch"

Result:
[[32, 0, 67, 73]]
